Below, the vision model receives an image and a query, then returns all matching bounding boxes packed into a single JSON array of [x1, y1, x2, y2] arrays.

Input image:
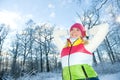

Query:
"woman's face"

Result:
[[70, 28, 82, 38]]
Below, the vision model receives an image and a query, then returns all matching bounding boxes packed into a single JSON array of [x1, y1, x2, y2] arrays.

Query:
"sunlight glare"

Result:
[[0, 10, 21, 30]]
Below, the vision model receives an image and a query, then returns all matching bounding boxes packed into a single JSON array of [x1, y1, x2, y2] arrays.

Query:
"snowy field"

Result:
[[3, 62, 120, 80], [17, 72, 62, 80], [2, 71, 120, 80], [16, 72, 120, 80], [100, 72, 120, 80]]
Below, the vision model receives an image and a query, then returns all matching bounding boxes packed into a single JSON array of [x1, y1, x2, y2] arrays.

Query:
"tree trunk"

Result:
[[96, 49, 102, 62]]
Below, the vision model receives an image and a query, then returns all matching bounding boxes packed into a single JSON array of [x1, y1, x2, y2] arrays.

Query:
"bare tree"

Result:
[[77, 0, 108, 28], [0, 24, 9, 76], [96, 48, 103, 63], [10, 38, 21, 78], [38, 24, 54, 72], [16, 30, 30, 72], [23, 19, 35, 72], [44, 28, 54, 72], [34, 25, 44, 72]]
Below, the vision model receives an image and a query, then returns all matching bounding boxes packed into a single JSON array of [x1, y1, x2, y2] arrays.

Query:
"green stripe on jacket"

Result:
[[62, 64, 98, 80]]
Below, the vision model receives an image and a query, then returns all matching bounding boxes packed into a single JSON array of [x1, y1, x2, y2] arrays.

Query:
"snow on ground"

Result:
[[99, 72, 120, 80], [17, 72, 62, 80], [16, 72, 120, 80]]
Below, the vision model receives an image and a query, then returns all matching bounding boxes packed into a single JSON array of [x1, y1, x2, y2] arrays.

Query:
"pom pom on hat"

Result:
[[70, 23, 86, 38]]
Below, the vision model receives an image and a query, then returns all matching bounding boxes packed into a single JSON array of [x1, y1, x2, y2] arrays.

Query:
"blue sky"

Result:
[[0, 0, 81, 29], [0, 0, 83, 51]]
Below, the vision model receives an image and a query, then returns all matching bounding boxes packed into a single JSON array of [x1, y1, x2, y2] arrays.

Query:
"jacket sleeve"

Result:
[[85, 23, 109, 53], [53, 29, 67, 51]]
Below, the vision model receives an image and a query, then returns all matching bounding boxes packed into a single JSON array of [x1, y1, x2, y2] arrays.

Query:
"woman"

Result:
[[61, 23, 109, 80]]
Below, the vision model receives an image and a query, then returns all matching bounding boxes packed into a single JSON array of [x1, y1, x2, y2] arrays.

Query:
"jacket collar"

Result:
[[65, 38, 84, 47]]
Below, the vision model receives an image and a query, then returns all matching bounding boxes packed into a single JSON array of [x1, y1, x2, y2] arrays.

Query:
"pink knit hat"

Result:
[[70, 23, 86, 38]]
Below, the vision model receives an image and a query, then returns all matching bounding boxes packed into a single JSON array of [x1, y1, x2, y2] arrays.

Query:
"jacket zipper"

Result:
[[68, 44, 73, 80], [81, 65, 89, 80], [68, 38, 79, 80]]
